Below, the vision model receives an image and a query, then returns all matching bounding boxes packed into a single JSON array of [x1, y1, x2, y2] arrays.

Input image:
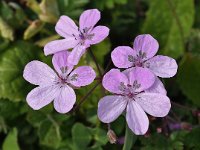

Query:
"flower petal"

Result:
[[126, 101, 149, 135], [98, 95, 127, 123], [44, 38, 79, 56], [68, 66, 96, 87], [145, 77, 167, 95], [26, 85, 59, 110], [135, 93, 171, 117], [67, 45, 86, 65], [133, 34, 159, 60], [54, 85, 76, 113], [89, 26, 109, 45], [124, 67, 155, 92], [23, 60, 57, 86], [103, 69, 128, 94], [111, 46, 136, 68], [55, 15, 79, 38], [145, 55, 178, 78], [79, 9, 100, 30], [52, 50, 74, 76]]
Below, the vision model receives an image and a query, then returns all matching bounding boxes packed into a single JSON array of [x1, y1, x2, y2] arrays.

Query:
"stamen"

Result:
[[128, 55, 135, 62], [70, 74, 78, 81], [132, 80, 141, 89]]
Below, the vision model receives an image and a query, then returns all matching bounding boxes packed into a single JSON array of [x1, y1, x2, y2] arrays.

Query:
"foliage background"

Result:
[[0, 0, 200, 149]]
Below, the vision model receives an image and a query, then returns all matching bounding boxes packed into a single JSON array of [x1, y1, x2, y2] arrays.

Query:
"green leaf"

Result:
[[35, 35, 60, 47], [187, 29, 200, 56], [39, 0, 59, 24], [142, 0, 194, 58], [0, 17, 14, 41], [92, 128, 107, 147], [38, 118, 61, 149], [177, 54, 200, 106], [91, 38, 111, 67], [3, 128, 20, 150], [184, 127, 200, 149], [0, 41, 39, 101], [72, 123, 92, 149], [0, 1, 13, 21], [57, 0, 89, 18], [0, 99, 22, 119], [25, 0, 41, 14], [23, 20, 44, 40]]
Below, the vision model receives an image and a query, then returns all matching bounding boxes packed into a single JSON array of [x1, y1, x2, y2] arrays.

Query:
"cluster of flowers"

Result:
[[23, 9, 178, 135]]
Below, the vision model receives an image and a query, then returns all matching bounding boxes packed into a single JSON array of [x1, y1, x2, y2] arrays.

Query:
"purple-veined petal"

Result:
[[98, 95, 127, 123], [89, 26, 109, 45], [133, 34, 159, 60], [55, 15, 79, 38], [125, 67, 155, 92], [126, 101, 149, 135], [23, 60, 57, 86], [145, 55, 178, 78], [26, 85, 59, 110], [52, 50, 74, 76], [68, 66, 96, 87], [103, 69, 128, 94], [145, 77, 167, 95], [135, 93, 171, 117], [44, 38, 79, 56], [79, 9, 100, 31], [54, 85, 76, 113], [67, 45, 86, 65], [111, 46, 136, 68]]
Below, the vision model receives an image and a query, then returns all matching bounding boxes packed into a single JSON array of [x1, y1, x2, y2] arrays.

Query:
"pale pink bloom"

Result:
[[23, 51, 96, 113], [44, 9, 109, 65], [97, 68, 171, 135], [111, 34, 178, 94]]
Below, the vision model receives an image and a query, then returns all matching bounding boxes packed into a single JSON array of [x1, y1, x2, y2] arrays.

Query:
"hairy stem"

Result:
[[89, 47, 103, 77], [73, 81, 101, 111]]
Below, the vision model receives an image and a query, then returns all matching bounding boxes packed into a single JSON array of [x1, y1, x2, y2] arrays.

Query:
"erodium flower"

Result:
[[111, 34, 178, 94], [97, 68, 171, 135], [23, 51, 96, 113], [44, 9, 109, 65]]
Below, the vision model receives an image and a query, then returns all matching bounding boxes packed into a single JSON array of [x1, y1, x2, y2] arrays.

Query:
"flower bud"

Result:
[[107, 129, 117, 144]]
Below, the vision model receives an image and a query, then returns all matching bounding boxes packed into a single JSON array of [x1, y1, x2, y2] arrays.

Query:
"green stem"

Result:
[[122, 124, 137, 150]]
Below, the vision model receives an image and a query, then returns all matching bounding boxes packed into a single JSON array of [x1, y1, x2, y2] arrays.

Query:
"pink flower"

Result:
[[44, 9, 110, 65], [23, 51, 96, 113], [97, 68, 171, 135], [111, 34, 178, 94]]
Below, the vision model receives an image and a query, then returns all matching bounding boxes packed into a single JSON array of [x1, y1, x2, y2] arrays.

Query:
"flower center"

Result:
[[118, 81, 141, 99], [128, 51, 147, 67], [72, 27, 95, 45]]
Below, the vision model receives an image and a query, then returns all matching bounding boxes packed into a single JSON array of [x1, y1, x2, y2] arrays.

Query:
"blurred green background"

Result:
[[0, 0, 200, 149]]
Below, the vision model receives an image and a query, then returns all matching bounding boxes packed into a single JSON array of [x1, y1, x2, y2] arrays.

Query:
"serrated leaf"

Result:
[[2, 128, 20, 150], [38, 118, 61, 149], [142, 0, 194, 58], [0, 41, 39, 101], [72, 123, 92, 149], [177, 54, 200, 106]]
